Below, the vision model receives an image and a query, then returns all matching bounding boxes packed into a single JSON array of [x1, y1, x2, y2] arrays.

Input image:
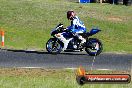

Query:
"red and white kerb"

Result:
[[1, 31, 4, 47]]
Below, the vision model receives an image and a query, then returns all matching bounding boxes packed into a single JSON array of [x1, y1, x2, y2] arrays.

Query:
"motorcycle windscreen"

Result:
[[51, 29, 58, 36], [89, 29, 101, 36]]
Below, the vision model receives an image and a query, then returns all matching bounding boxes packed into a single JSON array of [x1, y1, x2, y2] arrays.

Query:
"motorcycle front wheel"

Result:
[[46, 38, 62, 54], [85, 38, 103, 56]]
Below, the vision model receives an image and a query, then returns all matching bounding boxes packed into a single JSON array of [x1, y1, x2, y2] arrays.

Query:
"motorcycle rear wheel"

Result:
[[85, 38, 103, 56], [46, 38, 62, 54]]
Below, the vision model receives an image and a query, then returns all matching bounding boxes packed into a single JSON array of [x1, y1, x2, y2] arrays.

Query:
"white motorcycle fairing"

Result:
[[55, 33, 73, 51]]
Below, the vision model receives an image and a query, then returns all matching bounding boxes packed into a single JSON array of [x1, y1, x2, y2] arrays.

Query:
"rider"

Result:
[[66, 11, 86, 46], [58, 10, 86, 51]]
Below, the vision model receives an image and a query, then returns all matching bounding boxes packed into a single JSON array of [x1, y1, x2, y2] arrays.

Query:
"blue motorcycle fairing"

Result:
[[89, 29, 101, 36], [62, 32, 73, 40]]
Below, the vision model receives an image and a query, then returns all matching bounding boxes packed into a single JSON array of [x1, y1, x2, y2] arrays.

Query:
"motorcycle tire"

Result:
[[85, 38, 103, 56], [46, 38, 63, 54]]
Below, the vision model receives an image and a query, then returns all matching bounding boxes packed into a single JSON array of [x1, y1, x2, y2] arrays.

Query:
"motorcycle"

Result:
[[46, 23, 103, 56]]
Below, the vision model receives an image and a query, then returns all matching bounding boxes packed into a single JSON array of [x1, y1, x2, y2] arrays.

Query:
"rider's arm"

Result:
[[67, 19, 77, 31]]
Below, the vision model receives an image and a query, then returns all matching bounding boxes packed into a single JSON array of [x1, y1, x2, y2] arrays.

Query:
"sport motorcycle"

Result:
[[46, 23, 103, 56]]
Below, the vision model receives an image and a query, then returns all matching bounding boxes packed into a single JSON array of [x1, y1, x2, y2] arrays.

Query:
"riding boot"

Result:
[[78, 35, 86, 44]]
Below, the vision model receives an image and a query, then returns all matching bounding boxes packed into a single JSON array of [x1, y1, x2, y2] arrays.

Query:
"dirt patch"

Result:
[[0, 68, 64, 77], [107, 16, 123, 22], [0, 68, 130, 77], [85, 70, 130, 74]]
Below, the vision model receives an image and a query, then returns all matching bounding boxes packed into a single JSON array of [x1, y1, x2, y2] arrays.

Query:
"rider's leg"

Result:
[[73, 29, 86, 44], [56, 33, 71, 51], [78, 35, 86, 44]]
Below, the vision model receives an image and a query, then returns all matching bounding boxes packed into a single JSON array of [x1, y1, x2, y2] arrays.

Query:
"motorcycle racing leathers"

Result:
[[57, 16, 87, 51]]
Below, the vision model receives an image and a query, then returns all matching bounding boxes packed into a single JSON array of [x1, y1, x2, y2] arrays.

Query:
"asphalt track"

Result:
[[0, 49, 131, 71]]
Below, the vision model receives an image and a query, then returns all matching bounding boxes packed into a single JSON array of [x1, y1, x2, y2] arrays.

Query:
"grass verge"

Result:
[[0, 68, 131, 88]]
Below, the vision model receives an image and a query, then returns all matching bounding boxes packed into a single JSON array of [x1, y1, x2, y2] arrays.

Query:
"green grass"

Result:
[[0, 68, 131, 88], [0, 0, 132, 53]]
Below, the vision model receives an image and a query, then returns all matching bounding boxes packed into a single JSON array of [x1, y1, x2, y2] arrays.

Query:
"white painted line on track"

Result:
[[16, 67, 111, 71], [17, 67, 44, 69], [97, 69, 111, 71], [64, 68, 78, 70]]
